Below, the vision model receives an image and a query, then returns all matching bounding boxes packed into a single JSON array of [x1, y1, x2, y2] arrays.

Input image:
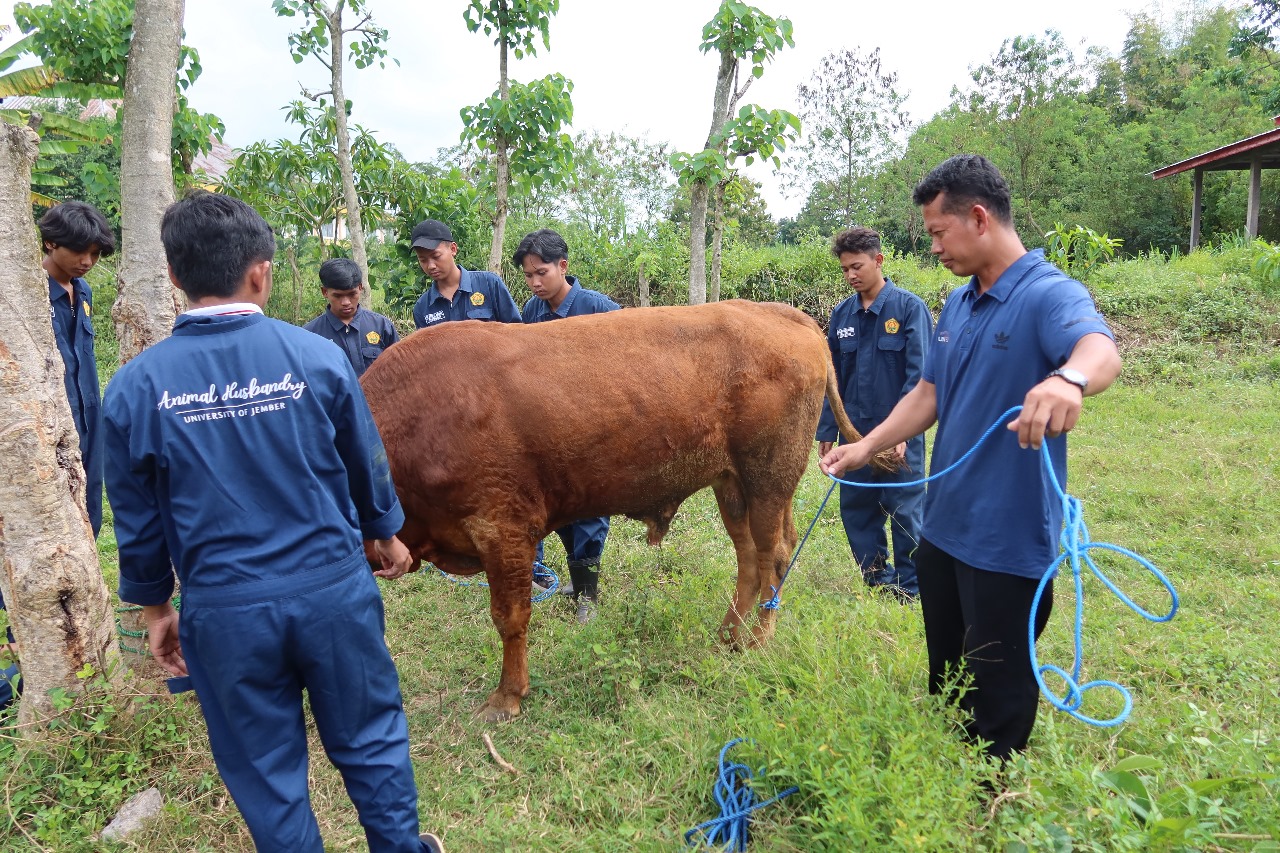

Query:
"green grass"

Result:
[[4, 250, 1280, 851]]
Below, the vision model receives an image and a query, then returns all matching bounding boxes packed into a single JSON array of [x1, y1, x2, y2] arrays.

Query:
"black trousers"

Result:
[[916, 538, 1054, 761]]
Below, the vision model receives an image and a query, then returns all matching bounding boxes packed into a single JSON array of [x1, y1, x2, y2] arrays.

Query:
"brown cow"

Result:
[[361, 299, 883, 721]]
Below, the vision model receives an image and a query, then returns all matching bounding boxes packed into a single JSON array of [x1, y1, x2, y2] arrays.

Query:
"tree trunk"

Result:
[[637, 259, 650, 308], [689, 180, 709, 305], [113, 0, 184, 365], [0, 122, 118, 726], [688, 47, 738, 305], [709, 179, 728, 303], [488, 38, 511, 274], [328, 5, 370, 308], [289, 242, 302, 325]]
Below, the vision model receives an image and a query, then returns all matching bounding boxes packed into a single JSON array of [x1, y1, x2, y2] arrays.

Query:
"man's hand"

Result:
[[142, 602, 187, 677], [1007, 375, 1084, 449], [820, 441, 875, 477], [890, 442, 907, 463], [372, 536, 413, 580], [818, 440, 834, 458]]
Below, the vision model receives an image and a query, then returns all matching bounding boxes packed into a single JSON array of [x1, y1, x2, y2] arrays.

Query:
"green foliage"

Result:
[[1044, 223, 1123, 279], [787, 48, 910, 230], [272, 0, 394, 71], [1250, 237, 1280, 293], [463, 0, 559, 60], [0, 667, 220, 850], [700, 0, 793, 80], [10, 0, 225, 179], [460, 72, 575, 191]]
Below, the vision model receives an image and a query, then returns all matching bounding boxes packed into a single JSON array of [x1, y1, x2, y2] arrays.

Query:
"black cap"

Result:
[[410, 219, 454, 250]]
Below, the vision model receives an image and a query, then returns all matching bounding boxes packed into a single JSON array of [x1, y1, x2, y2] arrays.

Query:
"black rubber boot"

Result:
[[568, 560, 600, 624]]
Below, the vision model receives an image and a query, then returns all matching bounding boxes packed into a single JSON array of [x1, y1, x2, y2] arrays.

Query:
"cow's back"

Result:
[[362, 300, 828, 545]]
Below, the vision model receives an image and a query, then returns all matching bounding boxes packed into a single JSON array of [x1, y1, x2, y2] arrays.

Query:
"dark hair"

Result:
[[912, 154, 1013, 225], [512, 228, 569, 267], [318, 257, 362, 291], [832, 227, 882, 258], [38, 201, 116, 256], [160, 191, 275, 300]]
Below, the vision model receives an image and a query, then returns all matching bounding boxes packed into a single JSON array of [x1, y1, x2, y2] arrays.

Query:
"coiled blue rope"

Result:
[[824, 405, 1179, 727], [435, 561, 561, 603], [683, 738, 799, 851]]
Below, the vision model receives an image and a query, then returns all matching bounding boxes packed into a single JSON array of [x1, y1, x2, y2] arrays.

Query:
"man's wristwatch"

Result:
[[1047, 367, 1089, 392]]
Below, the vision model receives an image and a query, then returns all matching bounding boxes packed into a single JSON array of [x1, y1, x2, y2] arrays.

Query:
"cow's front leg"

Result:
[[465, 518, 536, 722]]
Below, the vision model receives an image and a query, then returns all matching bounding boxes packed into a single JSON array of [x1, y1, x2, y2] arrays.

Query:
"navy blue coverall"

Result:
[[105, 306, 431, 852], [49, 276, 102, 537], [303, 305, 400, 377], [412, 266, 521, 329], [522, 279, 620, 587], [817, 280, 933, 595]]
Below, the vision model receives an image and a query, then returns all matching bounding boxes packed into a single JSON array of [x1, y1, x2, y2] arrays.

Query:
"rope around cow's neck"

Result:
[[771, 405, 1179, 728]]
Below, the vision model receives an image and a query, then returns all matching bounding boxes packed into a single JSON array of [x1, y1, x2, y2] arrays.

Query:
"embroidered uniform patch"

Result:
[[366, 331, 381, 344], [470, 292, 485, 306], [884, 318, 900, 334]]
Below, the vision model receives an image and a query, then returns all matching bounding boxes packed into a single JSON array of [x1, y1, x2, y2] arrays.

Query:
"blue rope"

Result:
[[827, 405, 1179, 727], [435, 561, 561, 603], [760, 481, 838, 610], [683, 738, 799, 851]]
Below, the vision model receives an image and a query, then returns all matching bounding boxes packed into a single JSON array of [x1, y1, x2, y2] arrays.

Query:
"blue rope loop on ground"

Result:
[[435, 561, 560, 603], [823, 405, 1179, 728], [683, 738, 799, 852]]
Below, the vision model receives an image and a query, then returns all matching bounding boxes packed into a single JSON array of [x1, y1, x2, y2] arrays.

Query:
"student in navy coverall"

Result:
[[821, 156, 1121, 761], [409, 219, 521, 329], [103, 192, 445, 852], [515, 229, 620, 623], [40, 201, 115, 538], [816, 227, 932, 599], [303, 257, 399, 377]]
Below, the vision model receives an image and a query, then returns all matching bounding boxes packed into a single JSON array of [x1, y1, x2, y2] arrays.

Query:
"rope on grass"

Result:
[[436, 561, 561, 603], [683, 739, 798, 852], [824, 405, 1179, 728]]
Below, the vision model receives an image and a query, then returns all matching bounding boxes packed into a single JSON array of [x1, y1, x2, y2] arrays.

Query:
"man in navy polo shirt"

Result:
[[817, 226, 932, 601], [821, 155, 1121, 761], [104, 192, 445, 852], [516, 228, 620, 623], [40, 201, 115, 538], [303, 257, 399, 377], [409, 219, 521, 329]]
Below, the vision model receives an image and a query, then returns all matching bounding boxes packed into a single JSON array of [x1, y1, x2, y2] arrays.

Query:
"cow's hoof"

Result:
[[477, 699, 521, 723]]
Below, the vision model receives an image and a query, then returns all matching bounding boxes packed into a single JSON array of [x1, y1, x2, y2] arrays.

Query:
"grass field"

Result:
[[3, 248, 1279, 851]]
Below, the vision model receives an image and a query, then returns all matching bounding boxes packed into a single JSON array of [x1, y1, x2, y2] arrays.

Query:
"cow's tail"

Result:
[[825, 362, 901, 474]]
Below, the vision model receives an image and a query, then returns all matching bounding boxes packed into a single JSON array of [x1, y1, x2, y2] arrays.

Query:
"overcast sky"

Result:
[[3, 0, 1165, 216]]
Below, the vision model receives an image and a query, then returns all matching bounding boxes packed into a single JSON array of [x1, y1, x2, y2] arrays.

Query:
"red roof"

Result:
[[1153, 118, 1280, 179]]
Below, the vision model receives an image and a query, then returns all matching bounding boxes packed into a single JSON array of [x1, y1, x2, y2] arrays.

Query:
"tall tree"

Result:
[[461, 0, 574, 273], [0, 121, 118, 724], [273, 0, 393, 306], [670, 0, 798, 304], [786, 47, 910, 231], [114, 0, 185, 364]]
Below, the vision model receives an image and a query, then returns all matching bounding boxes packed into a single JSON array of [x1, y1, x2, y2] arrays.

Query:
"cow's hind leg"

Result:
[[713, 476, 760, 649], [464, 518, 536, 722], [749, 498, 796, 648]]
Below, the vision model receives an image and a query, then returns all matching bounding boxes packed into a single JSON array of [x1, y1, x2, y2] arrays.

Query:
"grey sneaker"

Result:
[[420, 832, 446, 853], [575, 597, 596, 624], [558, 580, 575, 596]]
